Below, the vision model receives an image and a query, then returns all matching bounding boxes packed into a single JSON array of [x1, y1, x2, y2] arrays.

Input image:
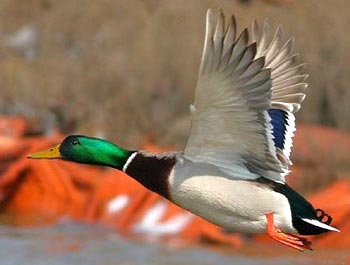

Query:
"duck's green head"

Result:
[[28, 135, 134, 170]]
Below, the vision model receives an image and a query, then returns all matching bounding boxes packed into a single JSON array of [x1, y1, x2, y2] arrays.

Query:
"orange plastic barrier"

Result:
[[0, 117, 242, 247], [0, 115, 348, 249]]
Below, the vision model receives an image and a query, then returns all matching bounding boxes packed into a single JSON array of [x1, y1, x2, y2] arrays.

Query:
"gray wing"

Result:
[[184, 9, 306, 183]]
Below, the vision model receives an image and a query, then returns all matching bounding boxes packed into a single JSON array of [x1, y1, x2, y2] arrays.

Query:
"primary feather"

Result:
[[184, 9, 307, 183], [252, 18, 307, 166]]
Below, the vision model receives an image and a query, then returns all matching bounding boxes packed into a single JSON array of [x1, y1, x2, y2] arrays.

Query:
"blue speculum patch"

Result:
[[268, 109, 288, 150]]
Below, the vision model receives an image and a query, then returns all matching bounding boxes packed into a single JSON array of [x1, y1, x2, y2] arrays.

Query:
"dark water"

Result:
[[0, 221, 347, 265]]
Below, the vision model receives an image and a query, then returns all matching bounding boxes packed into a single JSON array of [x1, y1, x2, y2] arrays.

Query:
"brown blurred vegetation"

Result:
[[0, 0, 349, 149]]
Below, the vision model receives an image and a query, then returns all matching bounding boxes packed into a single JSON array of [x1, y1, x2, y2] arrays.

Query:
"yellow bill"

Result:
[[27, 144, 62, 159]]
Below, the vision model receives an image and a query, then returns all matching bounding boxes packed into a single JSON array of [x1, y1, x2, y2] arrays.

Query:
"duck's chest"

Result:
[[167, 161, 293, 233]]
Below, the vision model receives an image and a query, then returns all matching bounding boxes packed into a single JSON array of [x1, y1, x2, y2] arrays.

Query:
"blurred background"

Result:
[[0, 0, 349, 264], [0, 0, 349, 147]]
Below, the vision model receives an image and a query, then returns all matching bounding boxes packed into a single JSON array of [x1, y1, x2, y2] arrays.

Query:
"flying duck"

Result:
[[28, 9, 339, 251]]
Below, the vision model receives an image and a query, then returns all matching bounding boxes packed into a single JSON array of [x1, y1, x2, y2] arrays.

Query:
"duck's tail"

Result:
[[300, 208, 340, 234]]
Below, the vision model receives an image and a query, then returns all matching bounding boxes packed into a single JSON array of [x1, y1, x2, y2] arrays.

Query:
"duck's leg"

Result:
[[265, 213, 313, 251]]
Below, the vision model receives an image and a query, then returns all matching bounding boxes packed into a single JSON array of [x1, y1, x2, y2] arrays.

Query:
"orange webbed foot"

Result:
[[265, 213, 313, 251]]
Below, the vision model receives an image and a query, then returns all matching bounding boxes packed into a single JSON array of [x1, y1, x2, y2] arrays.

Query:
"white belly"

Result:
[[168, 162, 296, 234]]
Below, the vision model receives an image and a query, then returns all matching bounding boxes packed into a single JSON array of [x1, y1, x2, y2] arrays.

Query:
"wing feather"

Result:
[[184, 9, 283, 182], [253, 18, 307, 165], [184, 9, 307, 182]]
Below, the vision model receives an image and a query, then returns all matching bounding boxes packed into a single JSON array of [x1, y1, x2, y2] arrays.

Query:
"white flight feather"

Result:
[[301, 218, 340, 232]]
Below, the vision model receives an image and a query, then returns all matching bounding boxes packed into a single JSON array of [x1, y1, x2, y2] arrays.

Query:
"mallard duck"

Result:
[[28, 9, 339, 251]]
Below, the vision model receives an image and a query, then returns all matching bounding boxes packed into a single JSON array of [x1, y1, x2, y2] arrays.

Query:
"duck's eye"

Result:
[[71, 140, 80, 146]]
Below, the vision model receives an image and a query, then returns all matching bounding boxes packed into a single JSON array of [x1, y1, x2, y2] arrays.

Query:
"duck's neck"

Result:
[[122, 151, 177, 199], [69, 138, 177, 199]]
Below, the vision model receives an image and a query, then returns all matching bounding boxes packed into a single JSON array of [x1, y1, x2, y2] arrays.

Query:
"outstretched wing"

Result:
[[184, 9, 306, 183]]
